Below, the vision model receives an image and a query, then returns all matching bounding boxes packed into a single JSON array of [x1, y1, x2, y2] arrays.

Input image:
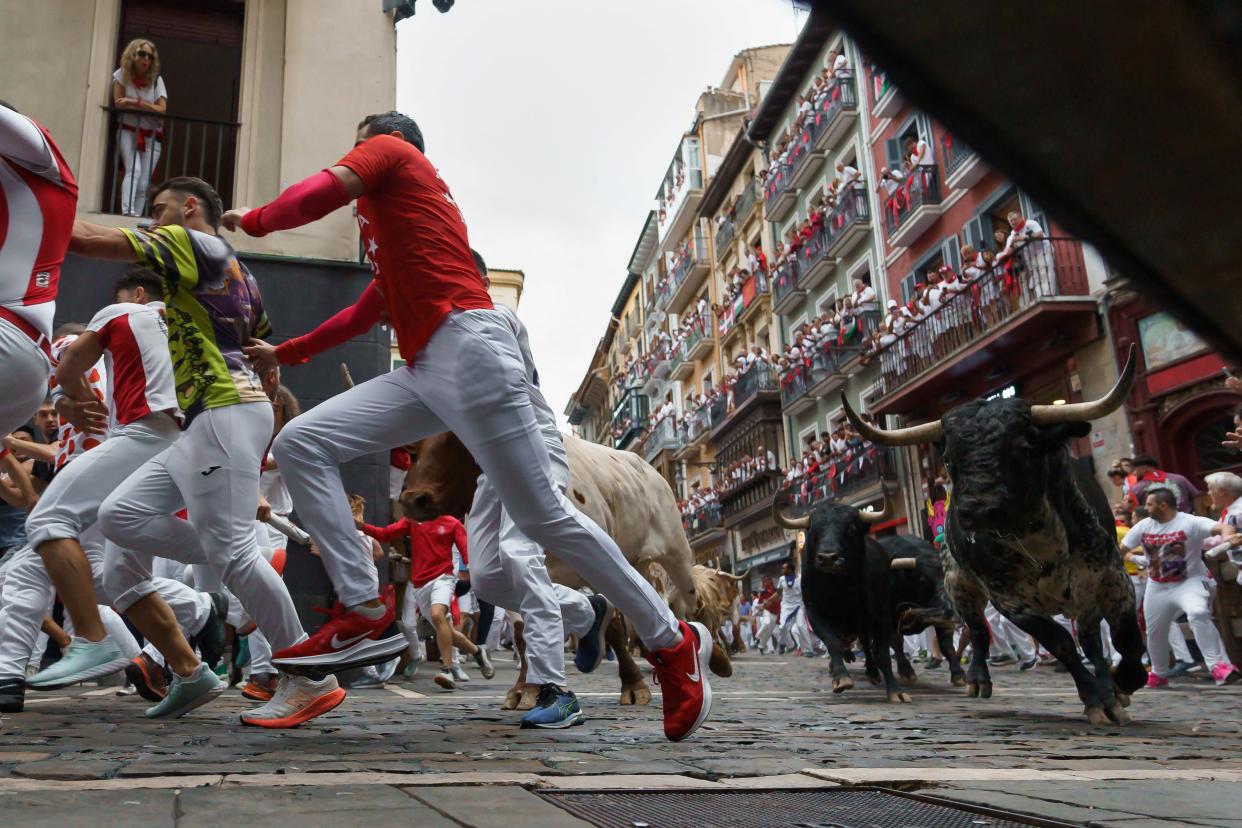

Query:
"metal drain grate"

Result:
[[540, 788, 1063, 828]]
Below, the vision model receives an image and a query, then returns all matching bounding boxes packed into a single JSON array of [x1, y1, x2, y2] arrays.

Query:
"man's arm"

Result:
[[360, 519, 410, 544], [247, 280, 385, 369], [453, 519, 469, 566], [0, 107, 56, 173], [222, 166, 362, 235], [0, 452, 38, 509], [69, 220, 138, 261], [55, 331, 109, 434], [2, 434, 55, 465]]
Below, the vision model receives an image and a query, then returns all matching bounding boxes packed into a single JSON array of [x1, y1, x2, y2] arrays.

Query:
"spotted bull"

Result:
[[842, 345, 1146, 725]]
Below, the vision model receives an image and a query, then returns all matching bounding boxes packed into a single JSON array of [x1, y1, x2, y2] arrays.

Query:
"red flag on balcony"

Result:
[[741, 276, 757, 306]]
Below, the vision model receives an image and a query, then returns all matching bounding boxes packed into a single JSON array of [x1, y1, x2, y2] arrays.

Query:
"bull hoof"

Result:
[[708, 643, 733, 678], [898, 670, 918, 686], [1116, 692, 1131, 708], [886, 691, 913, 704], [951, 674, 967, 688], [865, 672, 882, 686], [501, 685, 522, 711], [831, 676, 854, 694], [967, 682, 979, 698], [979, 681, 993, 699], [1107, 704, 1131, 726], [515, 684, 540, 711], [620, 683, 652, 706], [1085, 706, 1110, 726]]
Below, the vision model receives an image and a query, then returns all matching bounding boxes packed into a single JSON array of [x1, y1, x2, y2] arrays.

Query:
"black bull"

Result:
[[842, 344, 1147, 725], [773, 497, 965, 702]]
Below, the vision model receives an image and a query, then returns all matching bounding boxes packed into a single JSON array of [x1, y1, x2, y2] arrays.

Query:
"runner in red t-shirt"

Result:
[[222, 111, 713, 741]]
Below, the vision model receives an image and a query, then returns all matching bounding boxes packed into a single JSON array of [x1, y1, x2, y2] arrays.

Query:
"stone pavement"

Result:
[[1, 650, 1240, 826]]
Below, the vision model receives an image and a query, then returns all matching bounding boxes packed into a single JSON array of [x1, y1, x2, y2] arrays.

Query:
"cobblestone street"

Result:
[[2, 650, 1240, 825]]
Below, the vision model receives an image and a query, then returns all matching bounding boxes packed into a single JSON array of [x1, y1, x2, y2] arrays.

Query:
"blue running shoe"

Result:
[[145, 663, 224, 718], [573, 594, 614, 674], [520, 684, 584, 729], [27, 637, 128, 690]]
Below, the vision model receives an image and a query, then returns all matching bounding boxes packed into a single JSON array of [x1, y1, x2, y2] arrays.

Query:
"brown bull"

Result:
[[690, 565, 747, 652], [401, 431, 729, 706]]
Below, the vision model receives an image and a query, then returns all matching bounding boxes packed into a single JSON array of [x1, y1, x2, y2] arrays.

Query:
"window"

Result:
[[883, 114, 933, 172], [963, 187, 1022, 252], [815, 285, 839, 314], [899, 272, 919, 303]]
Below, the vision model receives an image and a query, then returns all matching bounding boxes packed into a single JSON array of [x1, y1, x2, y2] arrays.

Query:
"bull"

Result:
[[773, 492, 964, 702], [688, 565, 748, 653], [401, 430, 730, 707], [841, 345, 1146, 725]]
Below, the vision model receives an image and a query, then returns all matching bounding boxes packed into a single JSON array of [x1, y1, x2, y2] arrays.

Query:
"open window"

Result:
[[102, 0, 245, 215]]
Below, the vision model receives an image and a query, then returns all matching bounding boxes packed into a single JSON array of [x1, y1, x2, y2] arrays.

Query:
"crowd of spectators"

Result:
[[761, 49, 853, 200], [776, 280, 877, 389], [779, 422, 881, 508]]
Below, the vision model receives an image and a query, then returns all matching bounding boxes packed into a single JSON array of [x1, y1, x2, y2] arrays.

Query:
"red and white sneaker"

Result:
[[240, 674, 346, 728], [272, 602, 406, 677], [647, 620, 713, 742]]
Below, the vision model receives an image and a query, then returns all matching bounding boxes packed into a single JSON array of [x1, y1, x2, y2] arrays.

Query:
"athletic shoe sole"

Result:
[[240, 687, 347, 729], [670, 621, 714, 743], [125, 659, 168, 702], [28, 657, 131, 691], [240, 683, 276, 702], [522, 710, 585, 729], [574, 598, 615, 675], [273, 629, 407, 677], [433, 672, 456, 690], [145, 680, 225, 719]]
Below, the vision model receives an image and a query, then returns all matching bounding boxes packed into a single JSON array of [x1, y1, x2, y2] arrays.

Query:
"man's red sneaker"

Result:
[[647, 620, 714, 742], [272, 602, 406, 677]]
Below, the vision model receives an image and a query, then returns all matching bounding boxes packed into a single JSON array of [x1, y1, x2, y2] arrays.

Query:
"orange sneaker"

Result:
[[240, 674, 346, 728], [240, 672, 279, 701]]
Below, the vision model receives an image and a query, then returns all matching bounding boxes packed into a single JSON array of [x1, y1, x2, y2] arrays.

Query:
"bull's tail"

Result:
[[896, 604, 956, 635]]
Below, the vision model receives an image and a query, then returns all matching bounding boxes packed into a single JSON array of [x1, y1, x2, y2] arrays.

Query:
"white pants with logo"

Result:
[[467, 460, 596, 688], [274, 309, 679, 651], [0, 319, 48, 440], [985, 602, 1037, 661], [1143, 577, 1232, 676], [100, 402, 306, 654]]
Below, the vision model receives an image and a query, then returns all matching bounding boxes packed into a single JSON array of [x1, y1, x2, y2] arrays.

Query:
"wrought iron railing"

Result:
[[732, 362, 778, 408], [817, 77, 857, 132], [783, 446, 892, 516], [102, 106, 239, 216], [881, 164, 942, 239], [685, 406, 712, 442], [683, 504, 724, 538], [824, 185, 869, 245], [772, 260, 800, 306], [715, 218, 735, 256], [874, 238, 1089, 397], [763, 160, 792, 212], [644, 415, 679, 461], [795, 225, 831, 286], [941, 133, 975, 178]]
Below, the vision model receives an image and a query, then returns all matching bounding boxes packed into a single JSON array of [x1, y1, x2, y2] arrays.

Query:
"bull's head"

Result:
[[841, 344, 1136, 534], [399, 433, 482, 521], [772, 491, 890, 575]]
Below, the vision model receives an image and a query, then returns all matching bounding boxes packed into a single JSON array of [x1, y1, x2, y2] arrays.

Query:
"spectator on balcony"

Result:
[[836, 161, 861, 196], [748, 241, 768, 276], [1000, 210, 1054, 295], [851, 278, 877, 312], [905, 135, 934, 168], [832, 49, 852, 80], [112, 38, 167, 217], [876, 166, 904, 202]]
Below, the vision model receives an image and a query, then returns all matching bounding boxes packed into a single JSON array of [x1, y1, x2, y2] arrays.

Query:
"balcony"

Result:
[[716, 270, 769, 343], [714, 218, 735, 260], [713, 362, 780, 438], [942, 133, 986, 190], [721, 470, 785, 529], [102, 107, 239, 215], [763, 161, 798, 224], [659, 166, 705, 249], [871, 238, 1099, 416], [610, 388, 648, 451], [795, 225, 833, 291], [812, 78, 860, 152], [669, 322, 710, 381], [735, 177, 760, 225], [870, 68, 903, 118], [640, 352, 671, 397], [823, 185, 871, 258], [664, 232, 711, 314], [685, 406, 713, 447], [787, 119, 829, 194], [783, 446, 894, 517], [771, 260, 805, 314], [682, 504, 726, 546], [883, 165, 944, 248], [780, 360, 821, 416], [643, 415, 679, 463]]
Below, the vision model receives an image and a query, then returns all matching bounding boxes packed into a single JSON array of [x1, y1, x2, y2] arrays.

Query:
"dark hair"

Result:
[[358, 111, 424, 153], [1145, 488, 1178, 511], [470, 248, 487, 279], [149, 177, 223, 229], [1132, 454, 1159, 468], [114, 267, 165, 300], [53, 322, 86, 339]]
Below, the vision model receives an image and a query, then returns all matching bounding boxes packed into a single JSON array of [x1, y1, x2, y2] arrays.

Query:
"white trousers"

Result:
[[99, 402, 306, 653], [756, 610, 777, 653], [739, 618, 755, 651], [779, 605, 814, 653], [1143, 578, 1232, 676], [468, 461, 596, 688], [985, 602, 1036, 660], [117, 130, 161, 217], [1134, 577, 1193, 663], [273, 309, 679, 650], [0, 319, 49, 439]]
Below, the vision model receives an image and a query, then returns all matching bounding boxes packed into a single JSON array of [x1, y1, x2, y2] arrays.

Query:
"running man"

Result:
[[0, 103, 77, 459], [62, 178, 341, 727], [223, 111, 713, 740]]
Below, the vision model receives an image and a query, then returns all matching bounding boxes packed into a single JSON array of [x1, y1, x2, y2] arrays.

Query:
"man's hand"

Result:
[[256, 496, 272, 523], [244, 338, 279, 375], [57, 396, 108, 435], [1224, 429, 1242, 451], [220, 208, 252, 233]]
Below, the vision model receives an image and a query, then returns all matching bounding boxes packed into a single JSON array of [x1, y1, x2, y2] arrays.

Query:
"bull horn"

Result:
[[858, 488, 892, 525], [841, 393, 942, 447], [1031, 343, 1137, 425], [721, 568, 750, 582], [890, 557, 917, 570], [341, 363, 356, 389], [771, 498, 809, 531]]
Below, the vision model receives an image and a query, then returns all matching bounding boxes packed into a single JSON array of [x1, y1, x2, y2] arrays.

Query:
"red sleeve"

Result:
[[334, 134, 406, 193], [240, 169, 350, 237], [452, 518, 468, 565], [275, 281, 385, 365], [361, 518, 411, 544]]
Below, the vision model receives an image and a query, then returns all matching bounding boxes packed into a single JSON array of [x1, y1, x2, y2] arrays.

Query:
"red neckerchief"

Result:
[[1141, 470, 1167, 484], [1012, 220, 1027, 234]]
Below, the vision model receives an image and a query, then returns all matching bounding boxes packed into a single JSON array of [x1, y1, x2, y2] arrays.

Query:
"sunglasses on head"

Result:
[[135, 50, 153, 59]]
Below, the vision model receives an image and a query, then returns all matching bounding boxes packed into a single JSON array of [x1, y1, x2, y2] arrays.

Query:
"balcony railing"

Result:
[[874, 238, 1089, 397], [682, 504, 724, 539], [610, 387, 649, 450], [795, 225, 831, 287], [882, 164, 942, 240], [662, 232, 708, 310], [941, 133, 975, 179], [715, 217, 736, 257], [771, 260, 801, 308], [736, 177, 759, 223], [763, 161, 793, 212], [824, 186, 870, 250], [732, 361, 779, 409], [685, 406, 712, 443], [783, 446, 893, 517], [673, 322, 706, 367], [814, 77, 858, 142], [717, 269, 769, 338], [102, 107, 239, 216], [643, 415, 679, 462]]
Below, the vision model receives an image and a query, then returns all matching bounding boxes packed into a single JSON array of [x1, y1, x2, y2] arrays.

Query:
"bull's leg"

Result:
[[501, 617, 531, 711], [609, 613, 651, 706], [892, 633, 918, 685], [946, 572, 992, 698], [1078, 614, 1128, 725], [804, 604, 854, 692], [1010, 613, 1110, 724], [864, 629, 910, 703], [935, 622, 967, 687], [1101, 577, 1147, 701]]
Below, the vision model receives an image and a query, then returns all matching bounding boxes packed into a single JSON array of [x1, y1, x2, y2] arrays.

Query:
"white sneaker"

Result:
[[451, 665, 470, 683], [240, 673, 345, 729]]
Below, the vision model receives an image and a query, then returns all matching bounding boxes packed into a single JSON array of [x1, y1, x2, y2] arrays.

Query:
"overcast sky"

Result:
[[395, 1, 808, 425]]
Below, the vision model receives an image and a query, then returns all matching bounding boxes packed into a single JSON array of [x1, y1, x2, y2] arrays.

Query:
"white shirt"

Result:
[[778, 573, 803, 612], [86, 301, 182, 429], [112, 69, 167, 132], [1123, 512, 1219, 583], [832, 53, 850, 78], [853, 284, 876, 306]]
